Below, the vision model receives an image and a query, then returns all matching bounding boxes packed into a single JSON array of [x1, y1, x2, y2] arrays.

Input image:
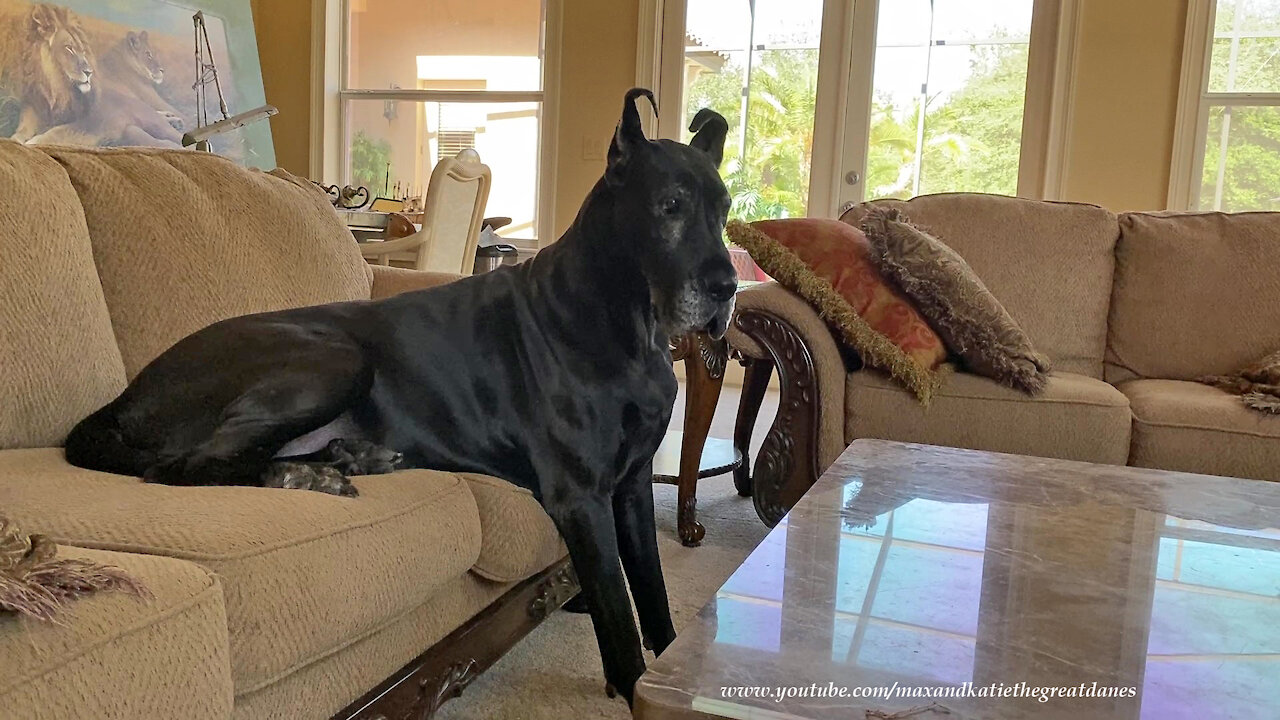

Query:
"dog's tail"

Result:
[[64, 407, 156, 477]]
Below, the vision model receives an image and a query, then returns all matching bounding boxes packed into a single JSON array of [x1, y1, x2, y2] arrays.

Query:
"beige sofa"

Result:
[[0, 141, 568, 719], [727, 193, 1280, 524]]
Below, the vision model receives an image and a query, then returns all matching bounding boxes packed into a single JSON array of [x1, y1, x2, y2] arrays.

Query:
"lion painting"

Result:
[[8, 4, 182, 147], [8, 3, 93, 142], [100, 29, 182, 128]]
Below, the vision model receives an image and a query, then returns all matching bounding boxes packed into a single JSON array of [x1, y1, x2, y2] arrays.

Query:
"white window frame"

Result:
[[1169, 0, 1280, 211], [639, 0, 1081, 219], [310, 0, 561, 246]]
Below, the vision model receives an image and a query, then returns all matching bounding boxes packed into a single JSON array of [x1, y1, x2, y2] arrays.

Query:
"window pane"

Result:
[[1208, 37, 1280, 93], [1198, 105, 1280, 212], [1214, 0, 1280, 34], [346, 0, 543, 92], [868, 0, 1033, 199], [344, 99, 540, 239], [683, 0, 823, 221]]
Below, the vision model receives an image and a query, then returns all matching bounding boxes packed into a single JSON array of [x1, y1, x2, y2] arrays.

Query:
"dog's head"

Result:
[[605, 88, 736, 339]]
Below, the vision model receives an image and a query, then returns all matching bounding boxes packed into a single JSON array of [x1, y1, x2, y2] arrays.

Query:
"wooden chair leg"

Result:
[[676, 333, 727, 547], [733, 356, 774, 497]]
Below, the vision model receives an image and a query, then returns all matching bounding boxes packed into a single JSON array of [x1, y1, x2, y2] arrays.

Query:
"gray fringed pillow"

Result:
[[859, 206, 1051, 394]]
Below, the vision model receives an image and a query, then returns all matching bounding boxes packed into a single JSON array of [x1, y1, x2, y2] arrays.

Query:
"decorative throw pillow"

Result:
[[859, 206, 1051, 394], [728, 218, 948, 402]]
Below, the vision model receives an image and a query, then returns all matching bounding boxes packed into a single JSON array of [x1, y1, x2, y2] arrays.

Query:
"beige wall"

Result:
[[251, 0, 313, 176], [252, 0, 640, 239], [1058, 0, 1189, 211], [553, 0, 640, 236]]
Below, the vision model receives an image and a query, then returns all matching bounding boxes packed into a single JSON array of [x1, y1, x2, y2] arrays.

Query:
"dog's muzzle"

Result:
[[704, 295, 735, 340]]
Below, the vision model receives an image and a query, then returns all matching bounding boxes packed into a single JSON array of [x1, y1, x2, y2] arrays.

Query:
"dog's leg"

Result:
[[614, 466, 677, 655], [546, 497, 646, 706], [278, 438, 404, 476], [145, 361, 370, 495]]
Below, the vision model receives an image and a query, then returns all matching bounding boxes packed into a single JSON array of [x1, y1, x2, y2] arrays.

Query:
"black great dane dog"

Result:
[[64, 88, 736, 705]]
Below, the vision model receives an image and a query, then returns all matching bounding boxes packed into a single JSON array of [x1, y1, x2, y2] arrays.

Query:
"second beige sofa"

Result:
[[727, 193, 1280, 524]]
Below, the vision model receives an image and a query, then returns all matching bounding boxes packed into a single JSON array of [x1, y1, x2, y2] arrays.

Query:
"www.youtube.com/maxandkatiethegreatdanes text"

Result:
[[719, 681, 1139, 704]]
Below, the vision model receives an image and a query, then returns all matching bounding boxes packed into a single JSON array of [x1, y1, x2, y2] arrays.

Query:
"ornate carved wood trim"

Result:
[[335, 558, 577, 720], [731, 309, 822, 526], [670, 332, 728, 380], [528, 564, 579, 620]]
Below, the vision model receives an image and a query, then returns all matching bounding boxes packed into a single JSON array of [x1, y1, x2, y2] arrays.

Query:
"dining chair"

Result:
[[360, 151, 492, 274]]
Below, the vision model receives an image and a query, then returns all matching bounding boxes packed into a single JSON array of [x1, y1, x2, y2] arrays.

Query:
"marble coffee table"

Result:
[[635, 439, 1280, 720]]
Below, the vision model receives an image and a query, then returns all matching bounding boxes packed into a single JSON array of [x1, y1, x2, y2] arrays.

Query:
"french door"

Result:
[[655, 0, 1047, 220]]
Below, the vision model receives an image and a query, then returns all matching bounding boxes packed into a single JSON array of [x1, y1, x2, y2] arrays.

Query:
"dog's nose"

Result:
[[705, 273, 738, 303]]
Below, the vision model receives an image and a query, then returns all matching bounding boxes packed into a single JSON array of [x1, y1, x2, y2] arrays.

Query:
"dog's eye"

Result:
[[662, 197, 681, 215]]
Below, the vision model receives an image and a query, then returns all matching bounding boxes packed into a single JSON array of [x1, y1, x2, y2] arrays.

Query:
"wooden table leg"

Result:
[[676, 332, 728, 547]]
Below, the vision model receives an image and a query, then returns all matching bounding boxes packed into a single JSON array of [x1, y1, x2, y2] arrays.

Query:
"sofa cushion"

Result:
[[461, 473, 566, 582], [0, 448, 481, 694], [0, 546, 232, 720], [44, 147, 373, 377], [0, 141, 126, 449], [233, 571, 516, 719], [1107, 211, 1280, 383], [842, 194, 1119, 379], [1119, 379, 1280, 481], [846, 370, 1132, 465]]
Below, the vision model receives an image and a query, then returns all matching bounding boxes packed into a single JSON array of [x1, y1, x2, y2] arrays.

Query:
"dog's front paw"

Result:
[[344, 440, 404, 475], [263, 462, 359, 497]]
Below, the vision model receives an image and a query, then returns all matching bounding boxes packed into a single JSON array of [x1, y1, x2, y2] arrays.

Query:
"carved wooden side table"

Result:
[[660, 333, 743, 547]]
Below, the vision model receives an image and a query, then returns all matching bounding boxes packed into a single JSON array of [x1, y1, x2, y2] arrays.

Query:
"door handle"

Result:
[[844, 171, 861, 185]]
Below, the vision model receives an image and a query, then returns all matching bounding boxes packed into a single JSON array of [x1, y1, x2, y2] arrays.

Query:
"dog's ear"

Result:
[[688, 109, 728, 168], [607, 88, 657, 185]]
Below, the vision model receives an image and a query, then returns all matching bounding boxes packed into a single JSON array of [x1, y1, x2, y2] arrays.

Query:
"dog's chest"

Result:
[[547, 349, 676, 484]]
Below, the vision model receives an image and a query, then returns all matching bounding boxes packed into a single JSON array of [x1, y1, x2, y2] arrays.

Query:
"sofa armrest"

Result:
[[369, 264, 466, 299], [727, 282, 851, 525]]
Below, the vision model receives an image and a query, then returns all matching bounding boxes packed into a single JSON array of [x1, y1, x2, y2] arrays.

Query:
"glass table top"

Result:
[[634, 440, 1280, 720]]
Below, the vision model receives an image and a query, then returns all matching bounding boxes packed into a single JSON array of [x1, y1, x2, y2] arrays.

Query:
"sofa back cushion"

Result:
[[46, 147, 373, 377], [843, 193, 1119, 378], [1106, 211, 1280, 382], [0, 141, 126, 448]]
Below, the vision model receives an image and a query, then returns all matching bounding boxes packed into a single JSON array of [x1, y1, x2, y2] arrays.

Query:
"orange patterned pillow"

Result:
[[728, 218, 947, 402]]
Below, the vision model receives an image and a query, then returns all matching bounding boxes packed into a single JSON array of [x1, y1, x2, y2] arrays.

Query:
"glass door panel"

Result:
[[682, 0, 825, 221]]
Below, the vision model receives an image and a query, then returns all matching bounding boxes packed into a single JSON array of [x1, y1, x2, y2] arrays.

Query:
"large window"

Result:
[[862, 0, 1033, 200], [1175, 0, 1280, 212], [666, 0, 1037, 222], [341, 0, 548, 241]]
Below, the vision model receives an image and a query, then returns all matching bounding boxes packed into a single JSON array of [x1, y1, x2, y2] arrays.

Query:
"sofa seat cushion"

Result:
[[233, 571, 518, 719], [846, 370, 1132, 464], [0, 449, 482, 694], [0, 141, 126, 449], [0, 546, 232, 720], [461, 473, 566, 582], [45, 147, 373, 378], [1119, 380, 1280, 481]]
